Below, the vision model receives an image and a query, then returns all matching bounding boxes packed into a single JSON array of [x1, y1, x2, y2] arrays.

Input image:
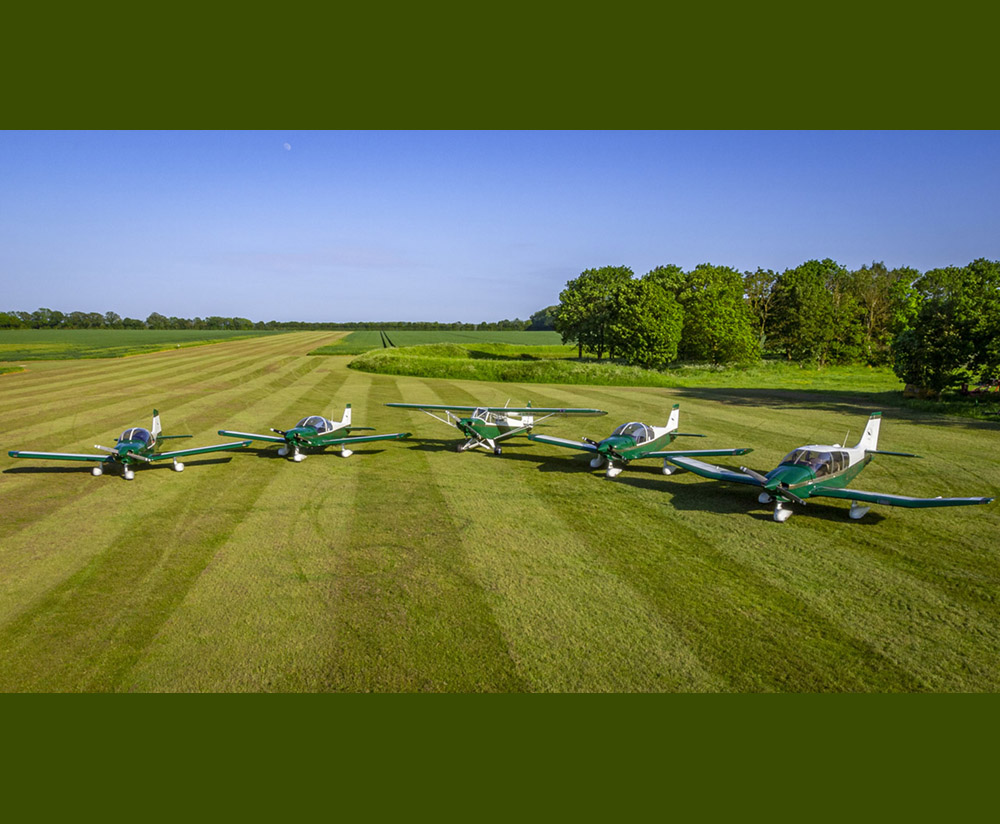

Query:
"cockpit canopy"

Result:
[[295, 416, 333, 433], [118, 427, 152, 445], [779, 448, 850, 478], [611, 422, 653, 443]]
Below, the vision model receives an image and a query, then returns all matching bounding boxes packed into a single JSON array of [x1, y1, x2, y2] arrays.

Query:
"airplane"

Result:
[[384, 401, 607, 454], [218, 404, 410, 461], [8, 409, 251, 480], [528, 403, 753, 478], [666, 411, 995, 522]]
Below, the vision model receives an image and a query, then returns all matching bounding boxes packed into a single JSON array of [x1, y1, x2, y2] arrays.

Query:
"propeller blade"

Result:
[[740, 466, 770, 486], [583, 437, 600, 446], [94, 444, 116, 454], [270, 428, 287, 436], [127, 452, 153, 463]]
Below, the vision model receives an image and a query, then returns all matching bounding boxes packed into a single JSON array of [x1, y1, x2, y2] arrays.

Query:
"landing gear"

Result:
[[773, 502, 792, 522], [662, 459, 682, 475], [758, 491, 774, 504], [590, 455, 605, 469], [172, 460, 185, 472], [124, 468, 135, 481], [92, 466, 103, 477], [292, 452, 305, 462], [605, 464, 623, 479], [277, 446, 289, 457], [493, 446, 502, 456], [849, 501, 871, 520], [457, 439, 475, 452], [340, 447, 353, 458]]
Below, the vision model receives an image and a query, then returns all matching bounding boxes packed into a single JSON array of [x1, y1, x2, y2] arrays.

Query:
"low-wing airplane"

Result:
[[667, 412, 994, 522], [384, 401, 607, 454], [8, 410, 251, 480], [528, 403, 752, 478], [219, 404, 410, 461]]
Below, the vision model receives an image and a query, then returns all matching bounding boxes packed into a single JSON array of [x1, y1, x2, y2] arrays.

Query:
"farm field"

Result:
[[2, 331, 999, 691], [310, 329, 565, 355], [0, 328, 286, 360]]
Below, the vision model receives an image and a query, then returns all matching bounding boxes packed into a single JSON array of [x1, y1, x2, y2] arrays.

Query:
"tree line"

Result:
[[551, 258, 1000, 396], [0, 311, 533, 333]]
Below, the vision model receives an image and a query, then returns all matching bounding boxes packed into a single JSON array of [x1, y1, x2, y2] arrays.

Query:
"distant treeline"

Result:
[[0, 310, 539, 332]]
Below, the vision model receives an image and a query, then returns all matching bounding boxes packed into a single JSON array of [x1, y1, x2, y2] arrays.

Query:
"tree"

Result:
[[770, 259, 861, 365], [104, 311, 123, 329], [554, 266, 634, 360], [893, 259, 1000, 394], [647, 263, 759, 365], [0, 311, 24, 328], [743, 267, 779, 351], [607, 279, 683, 368], [528, 306, 558, 331], [146, 312, 169, 330], [848, 262, 919, 365]]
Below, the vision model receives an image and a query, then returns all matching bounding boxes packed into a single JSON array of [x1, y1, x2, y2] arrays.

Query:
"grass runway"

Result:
[[2, 332, 999, 691]]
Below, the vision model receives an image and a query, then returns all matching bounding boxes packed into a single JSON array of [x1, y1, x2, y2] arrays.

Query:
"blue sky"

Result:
[[1, 130, 997, 323]]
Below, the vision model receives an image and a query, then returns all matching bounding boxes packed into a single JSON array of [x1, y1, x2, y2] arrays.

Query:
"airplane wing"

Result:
[[644, 447, 754, 459], [150, 440, 252, 461], [313, 432, 411, 447], [8, 450, 113, 463], [218, 429, 287, 444], [385, 403, 606, 416], [527, 434, 598, 453], [665, 456, 763, 486], [809, 486, 994, 508]]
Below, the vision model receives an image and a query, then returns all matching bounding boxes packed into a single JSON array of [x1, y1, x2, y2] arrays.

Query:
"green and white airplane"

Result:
[[385, 401, 607, 455], [528, 403, 753, 478], [667, 412, 995, 522], [8, 409, 251, 480], [219, 404, 410, 462]]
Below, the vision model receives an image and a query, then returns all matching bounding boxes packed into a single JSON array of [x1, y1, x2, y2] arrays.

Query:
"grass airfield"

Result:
[[2, 332, 999, 692]]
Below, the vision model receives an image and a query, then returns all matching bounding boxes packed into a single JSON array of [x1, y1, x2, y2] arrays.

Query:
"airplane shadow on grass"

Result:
[[615, 471, 889, 525], [3, 455, 237, 476], [673, 386, 1000, 434]]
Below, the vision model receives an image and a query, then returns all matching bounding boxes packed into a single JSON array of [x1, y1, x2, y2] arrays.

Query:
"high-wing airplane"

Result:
[[384, 401, 607, 454], [219, 404, 410, 461], [8, 409, 251, 480], [528, 403, 752, 478], [667, 412, 994, 522]]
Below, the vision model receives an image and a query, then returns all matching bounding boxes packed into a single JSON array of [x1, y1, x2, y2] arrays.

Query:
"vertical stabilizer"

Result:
[[340, 404, 352, 427], [151, 409, 162, 440], [666, 404, 680, 432], [855, 412, 882, 451]]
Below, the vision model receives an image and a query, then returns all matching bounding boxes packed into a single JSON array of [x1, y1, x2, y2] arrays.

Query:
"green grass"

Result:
[[0, 328, 286, 361], [310, 329, 564, 356], [0, 365, 25, 376], [1, 331, 999, 691]]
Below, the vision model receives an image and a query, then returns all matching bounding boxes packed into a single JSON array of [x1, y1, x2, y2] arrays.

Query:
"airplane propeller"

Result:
[[95, 445, 152, 462], [739, 466, 806, 506]]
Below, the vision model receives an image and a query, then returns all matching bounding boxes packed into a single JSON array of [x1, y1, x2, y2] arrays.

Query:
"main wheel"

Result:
[[494, 447, 502, 455]]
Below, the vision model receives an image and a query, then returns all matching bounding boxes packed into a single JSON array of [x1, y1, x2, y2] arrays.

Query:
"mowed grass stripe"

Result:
[[123, 371, 367, 691], [0, 331, 338, 413], [0, 339, 344, 647], [380, 376, 718, 691], [315, 373, 527, 691], [0, 337, 334, 539]]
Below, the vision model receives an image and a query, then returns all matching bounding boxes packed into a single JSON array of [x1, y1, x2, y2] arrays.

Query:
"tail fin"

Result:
[[855, 412, 881, 451], [666, 404, 680, 432], [340, 404, 352, 427], [151, 409, 162, 440]]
